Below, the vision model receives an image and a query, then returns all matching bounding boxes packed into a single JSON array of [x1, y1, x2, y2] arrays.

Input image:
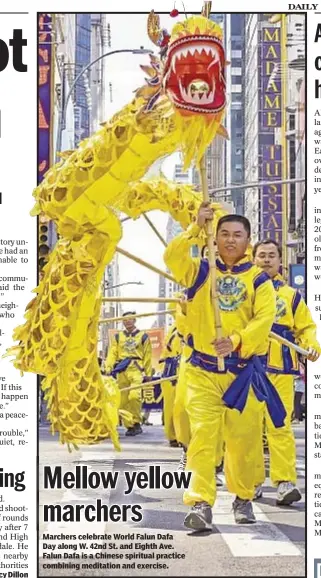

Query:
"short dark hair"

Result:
[[216, 214, 251, 237], [122, 311, 136, 317], [253, 239, 282, 258]]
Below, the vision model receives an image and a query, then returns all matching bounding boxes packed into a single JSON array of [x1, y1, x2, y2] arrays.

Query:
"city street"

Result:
[[39, 415, 305, 577]]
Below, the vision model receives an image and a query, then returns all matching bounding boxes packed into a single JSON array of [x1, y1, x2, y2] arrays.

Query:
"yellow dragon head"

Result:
[[140, 4, 227, 167]]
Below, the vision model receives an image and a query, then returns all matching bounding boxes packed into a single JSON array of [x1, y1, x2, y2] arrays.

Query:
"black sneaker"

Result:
[[125, 427, 136, 437], [133, 423, 143, 435], [215, 474, 223, 487], [232, 497, 256, 524], [184, 502, 213, 531], [169, 439, 180, 448]]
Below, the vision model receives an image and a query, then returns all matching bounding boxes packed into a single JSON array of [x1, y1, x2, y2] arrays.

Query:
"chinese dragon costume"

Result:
[[7, 6, 227, 450]]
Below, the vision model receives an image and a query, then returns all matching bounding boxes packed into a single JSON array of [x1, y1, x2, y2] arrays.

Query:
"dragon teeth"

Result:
[[170, 43, 219, 74]]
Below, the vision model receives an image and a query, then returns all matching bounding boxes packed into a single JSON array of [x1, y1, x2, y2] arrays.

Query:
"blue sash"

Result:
[[269, 323, 300, 375], [188, 350, 286, 428], [111, 357, 141, 378], [160, 356, 180, 385]]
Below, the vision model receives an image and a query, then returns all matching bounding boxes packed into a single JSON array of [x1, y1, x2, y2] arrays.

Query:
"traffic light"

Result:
[[38, 216, 50, 270]]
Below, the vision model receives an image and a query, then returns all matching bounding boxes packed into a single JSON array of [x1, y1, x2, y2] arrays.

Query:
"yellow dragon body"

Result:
[[8, 13, 227, 449]]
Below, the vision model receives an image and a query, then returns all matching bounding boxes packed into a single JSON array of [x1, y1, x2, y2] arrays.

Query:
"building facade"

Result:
[[74, 14, 91, 146], [244, 14, 305, 282], [197, 14, 246, 212], [225, 14, 245, 214], [158, 163, 190, 328], [285, 14, 306, 272]]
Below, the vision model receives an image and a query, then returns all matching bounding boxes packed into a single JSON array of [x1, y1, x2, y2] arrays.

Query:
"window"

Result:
[[289, 138, 296, 179], [77, 28, 90, 48], [76, 46, 90, 64], [231, 15, 244, 36], [232, 110, 243, 127], [232, 40, 243, 51], [289, 113, 296, 131], [232, 93, 242, 102], [76, 14, 91, 28]]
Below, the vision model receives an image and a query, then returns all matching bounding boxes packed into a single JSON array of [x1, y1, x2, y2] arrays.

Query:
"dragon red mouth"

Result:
[[163, 35, 226, 113]]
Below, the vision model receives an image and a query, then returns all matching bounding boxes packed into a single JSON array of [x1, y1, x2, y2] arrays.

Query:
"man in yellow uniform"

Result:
[[164, 203, 284, 529], [173, 298, 224, 486], [253, 240, 320, 504], [105, 312, 153, 437], [160, 321, 183, 447]]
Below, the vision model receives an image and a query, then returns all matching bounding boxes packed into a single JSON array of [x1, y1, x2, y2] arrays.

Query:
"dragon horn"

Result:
[[147, 10, 162, 46], [201, 1, 212, 18]]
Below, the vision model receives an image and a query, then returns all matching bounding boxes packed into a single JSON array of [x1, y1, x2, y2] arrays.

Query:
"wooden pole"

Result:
[[199, 155, 225, 371], [143, 214, 167, 247], [120, 374, 177, 392], [269, 332, 309, 358], [102, 296, 180, 304], [201, 1, 212, 18], [99, 308, 175, 324], [116, 246, 175, 282]]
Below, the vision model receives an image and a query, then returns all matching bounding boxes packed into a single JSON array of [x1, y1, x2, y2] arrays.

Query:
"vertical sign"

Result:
[[258, 17, 283, 243], [289, 264, 306, 300], [38, 13, 53, 184]]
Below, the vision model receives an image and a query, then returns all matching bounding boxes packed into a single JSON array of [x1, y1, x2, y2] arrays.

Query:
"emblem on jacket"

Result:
[[275, 296, 287, 321], [217, 276, 247, 311], [124, 338, 138, 353]]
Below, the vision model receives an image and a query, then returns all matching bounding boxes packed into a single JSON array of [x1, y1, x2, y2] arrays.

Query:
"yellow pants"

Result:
[[173, 356, 191, 448], [117, 365, 143, 429], [173, 359, 224, 465], [184, 364, 262, 507], [216, 420, 225, 468], [255, 373, 296, 486], [161, 380, 176, 442]]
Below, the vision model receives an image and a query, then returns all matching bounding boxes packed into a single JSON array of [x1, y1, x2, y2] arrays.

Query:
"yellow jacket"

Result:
[[174, 299, 193, 361], [160, 324, 183, 360], [268, 274, 321, 374], [164, 223, 276, 359], [105, 329, 152, 376]]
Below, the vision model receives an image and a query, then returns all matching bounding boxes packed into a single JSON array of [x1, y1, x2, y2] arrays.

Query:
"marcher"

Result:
[[160, 321, 183, 447], [105, 312, 152, 436], [253, 240, 320, 504], [164, 204, 282, 530]]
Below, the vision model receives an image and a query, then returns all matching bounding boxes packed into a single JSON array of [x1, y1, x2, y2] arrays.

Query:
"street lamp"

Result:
[[105, 281, 144, 291], [57, 47, 153, 154]]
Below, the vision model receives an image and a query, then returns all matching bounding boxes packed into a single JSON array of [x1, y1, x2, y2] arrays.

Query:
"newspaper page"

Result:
[[1, 1, 321, 577]]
